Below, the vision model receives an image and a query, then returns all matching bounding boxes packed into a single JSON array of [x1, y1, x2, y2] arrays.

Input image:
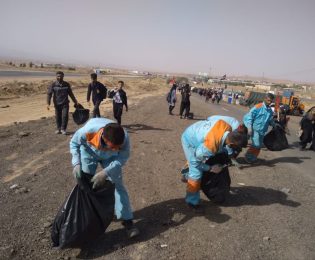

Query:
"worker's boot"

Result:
[[122, 220, 140, 239], [187, 203, 205, 214]]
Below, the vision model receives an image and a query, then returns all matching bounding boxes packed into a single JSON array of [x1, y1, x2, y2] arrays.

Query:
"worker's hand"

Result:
[[88, 101, 91, 107], [73, 164, 81, 179], [210, 164, 223, 174], [91, 171, 107, 190], [47, 105, 50, 111]]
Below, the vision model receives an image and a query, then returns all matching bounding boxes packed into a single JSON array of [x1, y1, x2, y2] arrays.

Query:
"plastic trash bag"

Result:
[[51, 173, 115, 249], [201, 153, 231, 203], [263, 127, 289, 151], [72, 104, 90, 125]]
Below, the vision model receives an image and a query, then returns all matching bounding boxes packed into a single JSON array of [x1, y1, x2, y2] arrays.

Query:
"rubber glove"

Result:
[[91, 171, 107, 190], [73, 164, 81, 179]]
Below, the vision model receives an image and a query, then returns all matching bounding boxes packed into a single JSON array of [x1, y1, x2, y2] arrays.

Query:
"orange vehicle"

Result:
[[281, 94, 305, 116]]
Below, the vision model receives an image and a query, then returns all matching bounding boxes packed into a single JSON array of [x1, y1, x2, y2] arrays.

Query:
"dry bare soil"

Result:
[[0, 93, 315, 260]]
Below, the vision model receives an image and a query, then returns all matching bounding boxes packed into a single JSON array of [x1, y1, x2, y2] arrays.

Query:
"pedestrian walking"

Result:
[[167, 84, 177, 115], [47, 71, 78, 135], [87, 73, 107, 118], [179, 84, 191, 119], [108, 81, 128, 125]]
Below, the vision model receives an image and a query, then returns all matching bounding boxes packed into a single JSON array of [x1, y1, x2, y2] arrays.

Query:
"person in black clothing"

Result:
[[47, 71, 78, 135], [179, 84, 191, 119], [167, 83, 177, 115], [299, 107, 315, 151], [108, 81, 128, 125], [87, 73, 107, 118]]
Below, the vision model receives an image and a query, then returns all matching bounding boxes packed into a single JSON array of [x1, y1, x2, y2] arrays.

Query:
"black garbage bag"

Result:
[[201, 153, 231, 203], [188, 112, 194, 119], [51, 173, 115, 249], [263, 127, 289, 151], [72, 104, 90, 125]]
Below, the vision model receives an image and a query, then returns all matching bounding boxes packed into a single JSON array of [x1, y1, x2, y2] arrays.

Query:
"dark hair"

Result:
[[266, 93, 275, 100], [56, 71, 64, 76], [228, 131, 248, 148], [118, 81, 124, 86], [102, 123, 125, 145], [91, 73, 97, 80]]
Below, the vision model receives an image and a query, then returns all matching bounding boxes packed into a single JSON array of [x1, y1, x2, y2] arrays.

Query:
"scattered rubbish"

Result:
[[209, 224, 215, 228], [280, 188, 291, 194], [18, 131, 31, 137], [0, 105, 10, 108], [40, 117, 46, 120], [237, 183, 246, 186], [263, 236, 270, 241], [160, 244, 168, 248], [9, 184, 19, 190]]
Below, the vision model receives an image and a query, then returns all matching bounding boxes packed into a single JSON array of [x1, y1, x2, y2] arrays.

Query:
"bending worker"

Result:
[[70, 118, 139, 238], [181, 115, 246, 210], [243, 93, 275, 163]]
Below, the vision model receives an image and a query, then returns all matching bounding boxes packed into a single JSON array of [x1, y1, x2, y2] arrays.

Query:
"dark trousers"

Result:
[[180, 101, 190, 117], [113, 103, 123, 125], [92, 100, 101, 118], [169, 105, 175, 115], [300, 119, 315, 149], [55, 104, 69, 130]]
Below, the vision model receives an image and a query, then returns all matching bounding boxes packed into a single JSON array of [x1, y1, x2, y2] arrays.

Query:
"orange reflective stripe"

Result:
[[187, 179, 201, 193], [255, 103, 263, 109], [86, 129, 103, 149], [204, 120, 232, 153], [248, 146, 260, 156]]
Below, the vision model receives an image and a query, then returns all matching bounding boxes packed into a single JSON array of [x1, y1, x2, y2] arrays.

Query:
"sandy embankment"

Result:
[[0, 76, 168, 126]]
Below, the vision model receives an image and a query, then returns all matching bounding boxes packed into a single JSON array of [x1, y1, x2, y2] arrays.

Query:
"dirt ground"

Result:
[[0, 93, 315, 260]]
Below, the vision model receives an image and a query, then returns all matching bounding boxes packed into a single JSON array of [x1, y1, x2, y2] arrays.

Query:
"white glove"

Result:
[[73, 164, 81, 179], [210, 164, 223, 174], [91, 171, 107, 190]]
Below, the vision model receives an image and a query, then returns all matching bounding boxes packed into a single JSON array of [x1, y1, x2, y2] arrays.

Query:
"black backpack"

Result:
[[98, 84, 107, 99]]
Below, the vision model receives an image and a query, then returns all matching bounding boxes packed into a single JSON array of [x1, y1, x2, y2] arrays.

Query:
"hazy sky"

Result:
[[0, 0, 314, 82]]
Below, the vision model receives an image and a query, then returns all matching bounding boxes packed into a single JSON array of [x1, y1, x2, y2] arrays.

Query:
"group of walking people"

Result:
[[47, 71, 128, 134], [167, 83, 192, 119]]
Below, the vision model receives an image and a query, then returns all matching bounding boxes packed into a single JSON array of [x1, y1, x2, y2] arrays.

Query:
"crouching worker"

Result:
[[181, 116, 246, 212], [243, 93, 275, 163], [70, 118, 139, 238]]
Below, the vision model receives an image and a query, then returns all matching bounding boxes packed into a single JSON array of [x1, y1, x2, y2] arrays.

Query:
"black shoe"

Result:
[[122, 220, 140, 238], [299, 146, 306, 151]]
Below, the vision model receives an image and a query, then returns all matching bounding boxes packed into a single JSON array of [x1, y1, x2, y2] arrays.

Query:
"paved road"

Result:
[[0, 70, 85, 78], [0, 70, 148, 79]]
